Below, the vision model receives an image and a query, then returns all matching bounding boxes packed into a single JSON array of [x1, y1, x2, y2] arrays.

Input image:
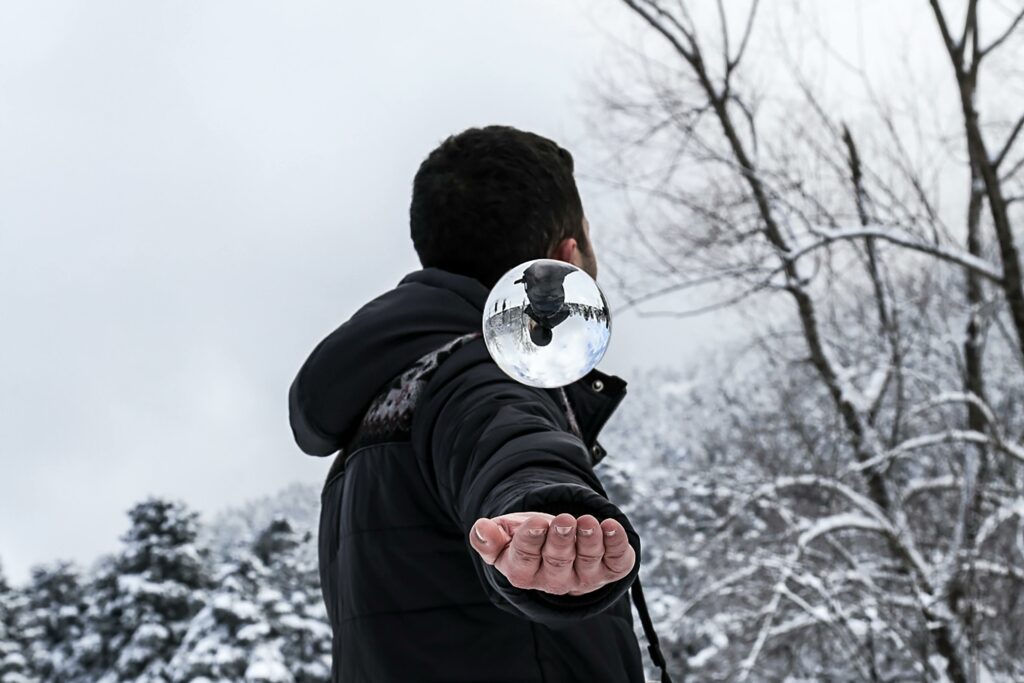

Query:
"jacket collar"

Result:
[[561, 367, 627, 465]]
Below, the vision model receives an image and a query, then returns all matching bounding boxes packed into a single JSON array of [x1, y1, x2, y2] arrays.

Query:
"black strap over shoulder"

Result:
[[631, 577, 677, 682]]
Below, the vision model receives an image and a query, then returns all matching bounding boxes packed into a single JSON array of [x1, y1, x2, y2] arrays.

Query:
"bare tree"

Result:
[[593, 2, 1024, 680]]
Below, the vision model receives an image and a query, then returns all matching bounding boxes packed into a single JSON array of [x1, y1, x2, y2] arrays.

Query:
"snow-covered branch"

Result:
[[977, 499, 1024, 548], [792, 225, 1005, 284], [798, 514, 890, 548]]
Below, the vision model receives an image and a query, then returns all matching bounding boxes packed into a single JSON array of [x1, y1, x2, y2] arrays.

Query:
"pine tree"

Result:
[[68, 498, 207, 682], [0, 559, 38, 683], [166, 552, 272, 682], [19, 561, 85, 682], [6, 488, 333, 681], [250, 517, 331, 683]]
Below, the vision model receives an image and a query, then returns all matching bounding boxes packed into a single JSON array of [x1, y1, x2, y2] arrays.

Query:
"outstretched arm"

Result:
[[411, 346, 640, 625]]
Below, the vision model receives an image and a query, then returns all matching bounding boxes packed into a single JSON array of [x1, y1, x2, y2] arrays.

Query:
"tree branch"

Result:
[[993, 113, 1024, 169], [979, 4, 1024, 57]]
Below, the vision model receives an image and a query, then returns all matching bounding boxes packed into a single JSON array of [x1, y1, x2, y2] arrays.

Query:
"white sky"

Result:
[[0, 0, 1007, 583]]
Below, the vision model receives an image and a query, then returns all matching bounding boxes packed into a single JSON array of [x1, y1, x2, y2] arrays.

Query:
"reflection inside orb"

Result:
[[514, 261, 576, 346], [483, 258, 612, 388]]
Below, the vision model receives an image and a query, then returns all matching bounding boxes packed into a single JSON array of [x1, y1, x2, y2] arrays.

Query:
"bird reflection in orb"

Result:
[[482, 258, 612, 388]]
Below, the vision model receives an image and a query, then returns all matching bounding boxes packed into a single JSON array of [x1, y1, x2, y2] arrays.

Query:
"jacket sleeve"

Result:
[[410, 352, 642, 626]]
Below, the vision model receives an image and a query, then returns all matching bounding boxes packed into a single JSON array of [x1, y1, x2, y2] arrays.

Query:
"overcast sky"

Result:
[[0, 0, 706, 584], [0, 0, 978, 584]]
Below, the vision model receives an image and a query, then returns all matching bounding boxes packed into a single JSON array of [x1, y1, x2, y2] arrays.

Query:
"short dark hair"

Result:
[[409, 125, 588, 288]]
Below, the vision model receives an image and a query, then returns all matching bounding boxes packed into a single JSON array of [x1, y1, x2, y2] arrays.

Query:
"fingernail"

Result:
[[604, 529, 616, 536], [473, 527, 487, 543], [579, 528, 594, 536], [555, 525, 573, 536], [528, 527, 546, 536]]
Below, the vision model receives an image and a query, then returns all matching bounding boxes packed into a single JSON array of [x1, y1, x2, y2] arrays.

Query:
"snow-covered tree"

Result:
[[0, 559, 37, 683], [68, 498, 207, 682], [167, 513, 331, 683], [249, 516, 331, 683], [3, 487, 335, 681], [201, 483, 320, 570], [166, 553, 272, 682], [18, 561, 85, 681], [592, 2, 1024, 680]]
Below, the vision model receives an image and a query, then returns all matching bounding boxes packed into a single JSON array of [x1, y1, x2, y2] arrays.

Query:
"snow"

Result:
[[687, 644, 718, 668], [245, 643, 294, 683], [859, 365, 889, 411], [236, 622, 271, 642], [0, 675, 33, 683], [132, 622, 170, 641], [245, 659, 294, 683]]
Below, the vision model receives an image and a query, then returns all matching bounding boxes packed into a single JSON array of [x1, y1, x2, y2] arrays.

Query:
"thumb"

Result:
[[468, 518, 512, 565]]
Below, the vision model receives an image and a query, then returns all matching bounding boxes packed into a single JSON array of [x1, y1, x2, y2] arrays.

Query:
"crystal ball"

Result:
[[482, 259, 612, 388]]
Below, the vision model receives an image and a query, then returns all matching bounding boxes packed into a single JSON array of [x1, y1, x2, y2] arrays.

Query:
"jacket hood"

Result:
[[288, 267, 489, 456]]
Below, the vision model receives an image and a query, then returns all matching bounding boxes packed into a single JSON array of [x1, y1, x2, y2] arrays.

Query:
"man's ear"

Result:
[[550, 237, 578, 264]]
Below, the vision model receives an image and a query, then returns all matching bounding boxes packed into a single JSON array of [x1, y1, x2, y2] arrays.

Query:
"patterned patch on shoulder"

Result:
[[347, 331, 481, 450]]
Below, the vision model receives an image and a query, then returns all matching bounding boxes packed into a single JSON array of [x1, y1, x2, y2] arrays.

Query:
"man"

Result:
[[289, 126, 670, 682], [515, 261, 575, 346]]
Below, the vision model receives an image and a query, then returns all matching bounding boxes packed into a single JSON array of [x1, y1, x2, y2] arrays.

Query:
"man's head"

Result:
[[410, 125, 597, 288], [514, 261, 575, 317]]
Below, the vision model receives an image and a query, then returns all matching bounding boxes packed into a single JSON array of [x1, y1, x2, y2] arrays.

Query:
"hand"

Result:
[[468, 511, 635, 596]]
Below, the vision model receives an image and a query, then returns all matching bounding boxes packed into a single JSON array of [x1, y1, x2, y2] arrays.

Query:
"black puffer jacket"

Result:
[[289, 267, 659, 682]]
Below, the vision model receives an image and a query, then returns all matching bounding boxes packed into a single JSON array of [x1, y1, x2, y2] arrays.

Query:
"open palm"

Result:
[[468, 511, 635, 596]]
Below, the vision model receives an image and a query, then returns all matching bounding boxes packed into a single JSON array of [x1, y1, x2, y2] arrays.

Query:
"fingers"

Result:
[[539, 513, 578, 592], [468, 517, 511, 565], [490, 511, 555, 539], [472, 512, 636, 596], [600, 518, 635, 577], [572, 514, 605, 587], [496, 515, 551, 589]]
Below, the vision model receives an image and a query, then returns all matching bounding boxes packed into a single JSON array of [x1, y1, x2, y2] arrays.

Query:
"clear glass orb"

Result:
[[482, 258, 612, 388]]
